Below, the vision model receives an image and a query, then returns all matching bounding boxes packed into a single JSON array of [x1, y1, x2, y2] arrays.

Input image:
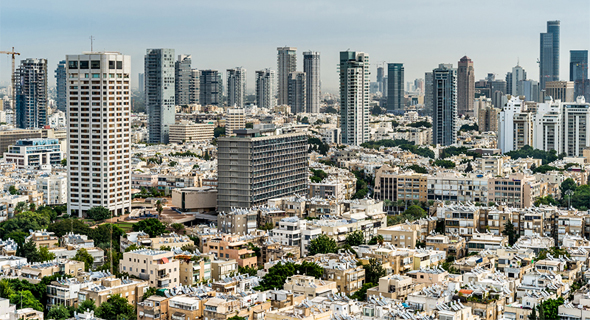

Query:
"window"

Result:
[[117, 61, 123, 69], [109, 61, 116, 69], [80, 61, 89, 69], [91, 61, 100, 69], [68, 61, 78, 69]]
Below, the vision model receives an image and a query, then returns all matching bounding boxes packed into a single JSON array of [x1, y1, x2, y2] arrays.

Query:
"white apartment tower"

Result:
[[303, 51, 320, 113], [227, 67, 246, 108], [226, 107, 245, 136], [256, 69, 275, 109], [339, 51, 370, 146], [562, 97, 590, 156], [145, 48, 175, 144], [66, 52, 132, 217], [277, 47, 297, 106]]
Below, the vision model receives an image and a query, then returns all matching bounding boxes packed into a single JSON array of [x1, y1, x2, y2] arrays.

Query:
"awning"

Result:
[[161, 257, 169, 263]]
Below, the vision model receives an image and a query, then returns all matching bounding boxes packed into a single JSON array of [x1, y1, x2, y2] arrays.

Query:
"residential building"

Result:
[[303, 51, 320, 113], [288, 71, 306, 114], [377, 224, 419, 248], [424, 233, 467, 258], [367, 274, 414, 300], [4, 138, 62, 169], [488, 173, 541, 208], [340, 51, 370, 146], [189, 69, 199, 104], [226, 107, 245, 136], [55, 60, 67, 112], [66, 52, 131, 217], [174, 54, 192, 106], [176, 253, 212, 285], [15, 58, 47, 129], [476, 98, 499, 133], [227, 67, 246, 108], [25, 230, 59, 249], [202, 234, 257, 268], [498, 96, 531, 153], [168, 121, 215, 143], [36, 174, 67, 205], [199, 70, 220, 106], [120, 249, 179, 288], [255, 69, 275, 109], [562, 97, 590, 156], [540, 20, 560, 89], [210, 259, 238, 280], [78, 277, 148, 309], [283, 275, 337, 298], [374, 166, 428, 203], [277, 47, 297, 105], [217, 207, 257, 235], [145, 48, 175, 144], [466, 232, 508, 252], [387, 63, 404, 114], [432, 63, 457, 146], [457, 56, 475, 116], [438, 204, 480, 239], [217, 129, 308, 212], [427, 172, 489, 203]]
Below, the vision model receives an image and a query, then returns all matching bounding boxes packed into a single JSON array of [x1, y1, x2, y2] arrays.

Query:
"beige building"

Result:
[[119, 249, 179, 288], [377, 224, 419, 249], [367, 274, 416, 300], [424, 234, 467, 258], [466, 232, 508, 252], [545, 81, 575, 102], [78, 276, 148, 309], [171, 186, 217, 213], [25, 230, 59, 249], [168, 296, 203, 320], [266, 303, 332, 320], [226, 107, 245, 135], [374, 166, 428, 203], [176, 254, 212, 285], [169, 121, 215, 143], [137, 295, 170, 320], [488, 173, 541, 208], [283, 275, 337, 299], [210, 259, 238, 281]]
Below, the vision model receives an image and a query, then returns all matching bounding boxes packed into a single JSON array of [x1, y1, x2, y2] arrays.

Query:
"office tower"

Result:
[[226, 107, 245, 135], [138, 73, 144, 96], [66, 52, 131, 217], [376, 66, 384, 93], [432, 64, 457, 146], [288, 71, 306, 114], [145, 48, 175, 144], [387, 63, 404, 114], [489, 80, 507, 108], [522, 80, 540, 102], [55, 60, 67, 113], [457, 56, 474, 116], [498, 96, 532, 153], [475, 80, 490, 99], [424, 72, 433, 116], [540, 20, 560, 89], [217, 129, 308, 213], [227, 67, 246, 108], [199, 70, 220, 106], [545, 81, 574, 102], [570, 50, 588, 81], [505, 72, 513, 95], [476, 98, 499, 133], [339, 51, 370, 146], [277, 47, 297, 105], [303, 51, 320, 113], [507, 64, 527, 97], [255, 69, 275, 109], [15, 58, 47, 129], [486, 73, 495, 82], [414, 78, 425, 94], [175, 55, 192, 106], [189, 69, 199, 104]]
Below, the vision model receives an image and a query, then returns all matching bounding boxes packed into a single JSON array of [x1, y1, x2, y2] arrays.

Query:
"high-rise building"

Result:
[[376, 66, 384, 93], [432, 64, 457, 146], [138, 73, 144, 96], [339, 51, 370, 146], [199, 70, 220, 106], [562, 98, 590, 156], [414, 78, 425, 94], [507, 64, 527, 97], [226, 67, 246, 108], [226, 107, 245, 136], [476, 98, 499, 133], [457, 56, 475, 116], [15, 58, 48, 129], [217, 129, 308, 213], [145, 48, 175, 144], [288, 71, 306, 114], [522, 80, 540, 102], [545, 81, 575, 102], [303, 51, 320, 113], [540, 20, 560, 89], [424, 72, 433, 116], [55, 60, 67, 113], [498, 96, 533, 153], [387, 63, 404, 114], [570, 50, 588, 81], [175, 55, 192, 106], [255, 69, 275, 109], [66, 52, 132, 217], [277, 47, 297, 106], [189, 69, 199, 104]]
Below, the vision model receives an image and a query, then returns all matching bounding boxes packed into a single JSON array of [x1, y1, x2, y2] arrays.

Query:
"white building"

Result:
[[270, 217, 321, 257], [66, 52, 132, 217], [4, 138, 63, 169], [226, 107, 245, 136], [37, 174, 67, 205], [498, 96, 528, 153], [340, 51, 370, 146], [48, 110, 67, 128]]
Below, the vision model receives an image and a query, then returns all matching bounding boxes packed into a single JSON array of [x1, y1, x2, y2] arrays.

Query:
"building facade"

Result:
[[303, 51, 320, 113], [540, 20, 560, 89], [145, 48, 175, 144], [4, 138, 62, 169], [288, 71, 306, 114], [226, 107, 245, 136], [174, 54, 192, 106], [340, 51, 370, 146], [15, 58, 47, 129], [168, 121, 215, 143], [255, 69, 275, 109], [227, 67, 246, 108], [277, 47, 297, 106], [432, 64, 457, 146], [387, 63, 404, 114], [199, 70, 220, 106], [457, 56, 474, 116], [55, 60, 67, 113]]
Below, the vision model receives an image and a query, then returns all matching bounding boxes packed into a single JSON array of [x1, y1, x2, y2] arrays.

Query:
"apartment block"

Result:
[[225, 107, 245, 136], [488, 173, 541, 208], [168, 121, 215, 143], [4, 138, 62, 169], [120, 249, 179, 288], [201, 234, 257, 268]]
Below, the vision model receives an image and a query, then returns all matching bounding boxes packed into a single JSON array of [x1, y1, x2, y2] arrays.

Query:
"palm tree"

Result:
[[376, 235, 384, 246], [156, 200, 163, 219]]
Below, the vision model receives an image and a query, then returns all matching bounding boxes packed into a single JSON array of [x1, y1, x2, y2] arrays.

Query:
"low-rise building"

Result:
[[119, 249, 180, 288], [202, 234, 257, 268], [283, 275, 337, 299], [169, 121, 215, 143], [4, 138, 63, 169], [171, 186, 217, 213]]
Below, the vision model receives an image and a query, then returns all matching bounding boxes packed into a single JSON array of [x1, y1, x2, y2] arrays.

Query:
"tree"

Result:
[[73, 248, 94, 271], [560, 178, 577, 198], [406, 164, 428, 174], [9, 290, 43, 311], [0, 279, 15, 298], [8, 185, 20, 195], [90, 224, 126, 250], [362, 258, 386, 284], [537, 297, 564, 320], [433, 159, 456, 169], [78, 299, 96, 313], [61, 159, 67, 166], [142, 287, 157, 301], [254, 261, 324, 291], [345, 230, 365, 246], [238, 265, 258, 277], [502, 221, 518, 246], [14, 202, 27, 215], [132, 218, 166, 237], [87, 206, 111, 221], [227, 316, 246, 320], [308, 234, 338, 256], [350, 282, 376, 301], [370, 105, 382, 116], [171, 223, 185, 234], [17, 241, 40, 263], [465, 162, 474, 173], [95, 294, 136, 320], [168, 161, 178, 167], [214, 126, 226, 138], [39, 246, 56, 262], [155, 201, 163, 218], [48, 305, 71, 320], [29, 203, 36, 212], [47, 219, 92, 238]]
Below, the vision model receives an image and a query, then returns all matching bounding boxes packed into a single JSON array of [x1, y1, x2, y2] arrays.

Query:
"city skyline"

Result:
[[0, 1, 588, 93]]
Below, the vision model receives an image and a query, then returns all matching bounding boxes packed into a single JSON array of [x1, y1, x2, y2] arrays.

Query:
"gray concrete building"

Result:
[[303, 51, 320, 113], [256, 69, 275, 109], [199, 70, 220, 106], [227, 67, 246, 108], [432, 64, 457, 146], [145, 48, 175, 144], [217, 129, 308, 213], [55, 60, 67, 113], [457, 56, 474, 116], [189, 69, 199, 105], [175, 55, 192, 106], [387, 63, 404, 114], [288, 71, 306, 114], [277, 47, 297, 106]]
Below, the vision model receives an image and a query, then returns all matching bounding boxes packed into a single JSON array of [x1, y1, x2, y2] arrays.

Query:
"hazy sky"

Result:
[[1, 0, 589, 94]]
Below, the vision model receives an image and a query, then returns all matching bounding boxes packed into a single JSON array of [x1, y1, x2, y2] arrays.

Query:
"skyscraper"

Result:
[[66, 52, 131, 217], [55, 60, 66, 113], [424, 72, 433, 116], [15, 58, 47, 129], [432, 64, 457, 146], [509, 64, 527, 97], [199, 70, 220, 106], [457, 56, 474, 116], [288, 71, 306, 114], [175, 55, 192, 106], [256, 69, 275, 109], [570, 50, 588, 81], [138, 73, 144, 96], [277, 47, 297, 106], [145, 48, 175, 144], [540, 20, 560, 89], [376, 66, 384, 93], [340, 51, 370, 146], [189, 69, 199, 104], [227, 67, 246, 108], [387, 63, 404, 114], [303, 51, 320, 113]]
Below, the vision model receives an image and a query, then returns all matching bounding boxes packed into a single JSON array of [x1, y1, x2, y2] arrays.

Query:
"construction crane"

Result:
[[0, 47, 21, 112]]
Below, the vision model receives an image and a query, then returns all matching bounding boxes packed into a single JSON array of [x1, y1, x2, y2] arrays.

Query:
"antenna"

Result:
[[90, 36, 95, 52]]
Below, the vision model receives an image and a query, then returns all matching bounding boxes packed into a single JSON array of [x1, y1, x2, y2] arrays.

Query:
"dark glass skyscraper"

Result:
[[55, 60, 66, 113], [570, 50, 588, 81], [432, 64, 457, 146], [387, 63, 404, 114], [539, 20, 560, 89], [15, 58, 47, 129]]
